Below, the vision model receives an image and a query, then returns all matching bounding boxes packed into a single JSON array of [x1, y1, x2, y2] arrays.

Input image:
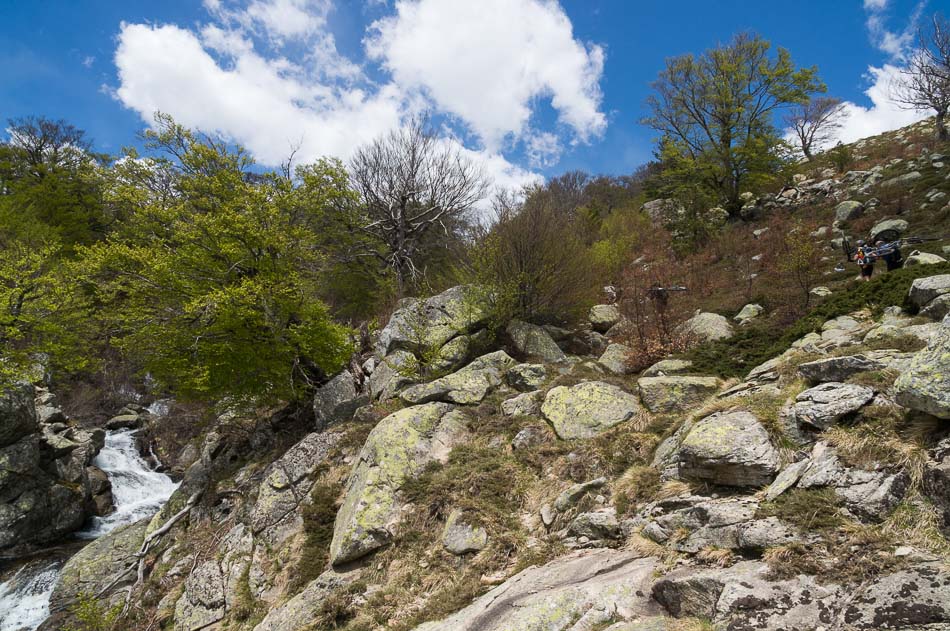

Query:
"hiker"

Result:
[[849, 240, 876, 281], [876, 240, 904, 271]]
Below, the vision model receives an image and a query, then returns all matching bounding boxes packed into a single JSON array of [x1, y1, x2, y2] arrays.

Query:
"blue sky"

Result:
[[0, 0, 936, 191]]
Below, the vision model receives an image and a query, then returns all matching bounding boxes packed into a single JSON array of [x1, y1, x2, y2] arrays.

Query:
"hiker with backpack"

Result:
[[849, 240, 877, 281]]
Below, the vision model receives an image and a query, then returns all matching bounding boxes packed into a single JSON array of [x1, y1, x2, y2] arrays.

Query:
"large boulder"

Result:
[[506, 363, 547, 391], [637, 376, 720, 415], [677, 312, 734, 343], [894, 315, 950, 418], [400, 351, 515, 405], [501, 391, 544, 417], [368, 350, 418, 401], [413, 550, 661, 631], [786, 382, 875, 431], [541, 382, 641, 440], [441, 509, 488, 555], [734, 303, 764, 325], [0, 382, 39, 447], [506, 320, 567, 362], [676, 409, 780, 487], [905, 251, 947, 267], [834, 200, 864, 223], [796, 354, 886, 383], [642, 358, 693, 377], [330, 403, 470, 565], [375, 285, 491, 356], [908, 274, 950, 310], [253, 569, 360, 631], [598, 343, 633, 375], [589, 304, 622, 333], [869, 217, 909, 241]]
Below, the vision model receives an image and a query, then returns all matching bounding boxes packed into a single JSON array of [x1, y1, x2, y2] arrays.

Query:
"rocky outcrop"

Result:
[[413, 550, 661, 631], [589, 304, 622, 333], [541, 382, 641, 439], [894, 314, 950, 418], [674, 410, 780, 487], [0, 383, 39, 447], [797, 354, 886, 383], [501, 391, 543, 417], [253, 569, 360, 631], [330, 403, 470, 565], [312, 371, 364, 430], [375, 285, 491, 357], [637, 376, 720, 415], [908, 274, 950, 311], [785, 382, 874, 432], [400, 351, 515, 405], [506, 320, 567, 362]]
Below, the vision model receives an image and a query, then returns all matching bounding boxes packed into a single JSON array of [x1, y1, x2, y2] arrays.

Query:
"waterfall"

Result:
[[0, 429, 178, 630]]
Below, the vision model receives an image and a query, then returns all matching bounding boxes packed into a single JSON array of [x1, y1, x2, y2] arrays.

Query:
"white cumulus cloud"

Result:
[[111, 0, 605, 203], [365, 0, 606, 151], [833, 64, 929, 144]]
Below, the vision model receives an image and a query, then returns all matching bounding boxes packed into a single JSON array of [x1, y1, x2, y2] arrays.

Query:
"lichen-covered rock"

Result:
[[0, 383, 38, 447], [840, 564, 950, 628], [507, 320, 567, 362], [637, 376, 720, 415], [506, 363, 547, 391], [904, 250, 947, 267], [400, 351, 515, 405], [442, 509, 488, 554], [894, 315, 950, 418], [49, 519, 148, 615], [554, 477, 607, 512], [598, 343, 633, 375], [869, 217, 909, 241], [253, 569, 360, 631], [375, 285, 491, 356], [368, 350, 418, 401], [568, 508, 620, 540], [677, 312, 734, 343], [412, 550, 661, 631], [589, 304, 622, 333], [787, 382, 875, 431], [250, 431, 340, 545], [541, 382, 641, 439], [313, 370, 364, 430], [834, 200, 864, 222], [797, 354, 886, 383], [676, 410, 780, 487], [924, 438, 950, 527], [734, 303, 764, 325], [642, 359, 693, 377], [501, 391, 544, 417], [330, 403, 470, 565]]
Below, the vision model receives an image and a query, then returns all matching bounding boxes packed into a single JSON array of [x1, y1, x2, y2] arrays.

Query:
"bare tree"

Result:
[[891, 14, 950, 141], [349, 117, 489, 293], [5, 116, 95, 171], [785, 97, 848, 159]]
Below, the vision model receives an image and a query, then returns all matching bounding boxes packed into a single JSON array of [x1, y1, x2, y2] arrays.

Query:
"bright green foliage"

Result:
[[63, 592, 121, 631], [644, 33, 823, 216], [76, 115, 353, 402]]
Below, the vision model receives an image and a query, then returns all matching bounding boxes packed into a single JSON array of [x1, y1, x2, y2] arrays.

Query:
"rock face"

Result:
[[368, 350, 418, 401], [677, 312, 734, 343], [400, 351, 515, 405], [375, 285, 490, 356], [413, 550, 661, 631], [0, 385, 109, 553], [312, 370, 364, 430], [541, 382, 641, 439], [253, 569, 360, 631], [894, 315, 950, 418], [675, 410, 780, 487], [507, 320, 567, 362], [589, 304, 622, 332], [637, 376, 720, 415], [330, 403, 470, 565]]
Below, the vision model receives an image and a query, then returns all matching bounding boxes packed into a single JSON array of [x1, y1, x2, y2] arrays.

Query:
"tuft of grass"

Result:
[[612, 465, 661, 516], [291, 478, 342, 594], [757, 488, 845, 532]]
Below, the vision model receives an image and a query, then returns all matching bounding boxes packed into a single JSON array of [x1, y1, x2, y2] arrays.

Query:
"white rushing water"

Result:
[[0, 429, 178, 630]]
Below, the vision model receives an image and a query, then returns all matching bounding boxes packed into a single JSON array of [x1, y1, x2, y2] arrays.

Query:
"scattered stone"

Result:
[[895, 315, 950, 418], [904, 250, 948, 267], [788, 382, 875, 431], [554, 477, 607, 512], [733, 303, 763, 325], [568, 508, 621, 540], [834, 200, 864, 222], [642, 359, 693, 377], [442, 509, 488, 554], [541, 382, 641, 439], [501, 391, 544, 417]]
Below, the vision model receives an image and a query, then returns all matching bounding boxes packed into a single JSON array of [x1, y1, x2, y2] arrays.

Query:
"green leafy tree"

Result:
[[77, 115, 352, 402], [644, 32, 823, 217]]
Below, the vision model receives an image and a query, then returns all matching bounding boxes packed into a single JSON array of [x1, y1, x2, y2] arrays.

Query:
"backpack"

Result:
[[854, 247, 868, 266]]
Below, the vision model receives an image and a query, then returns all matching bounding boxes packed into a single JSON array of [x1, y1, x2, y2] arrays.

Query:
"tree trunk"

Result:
[[937, 110, 948, 142]]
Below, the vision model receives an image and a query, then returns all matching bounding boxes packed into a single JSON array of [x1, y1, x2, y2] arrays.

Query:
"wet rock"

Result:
[[541, 382, 641, 439], [675, 409, 780, 487], [637, 376, 720, 415]]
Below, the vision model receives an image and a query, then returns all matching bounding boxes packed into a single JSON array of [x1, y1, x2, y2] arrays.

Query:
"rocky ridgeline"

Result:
[[34, 270, 950, 631], [0, 384, 119, 556]]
